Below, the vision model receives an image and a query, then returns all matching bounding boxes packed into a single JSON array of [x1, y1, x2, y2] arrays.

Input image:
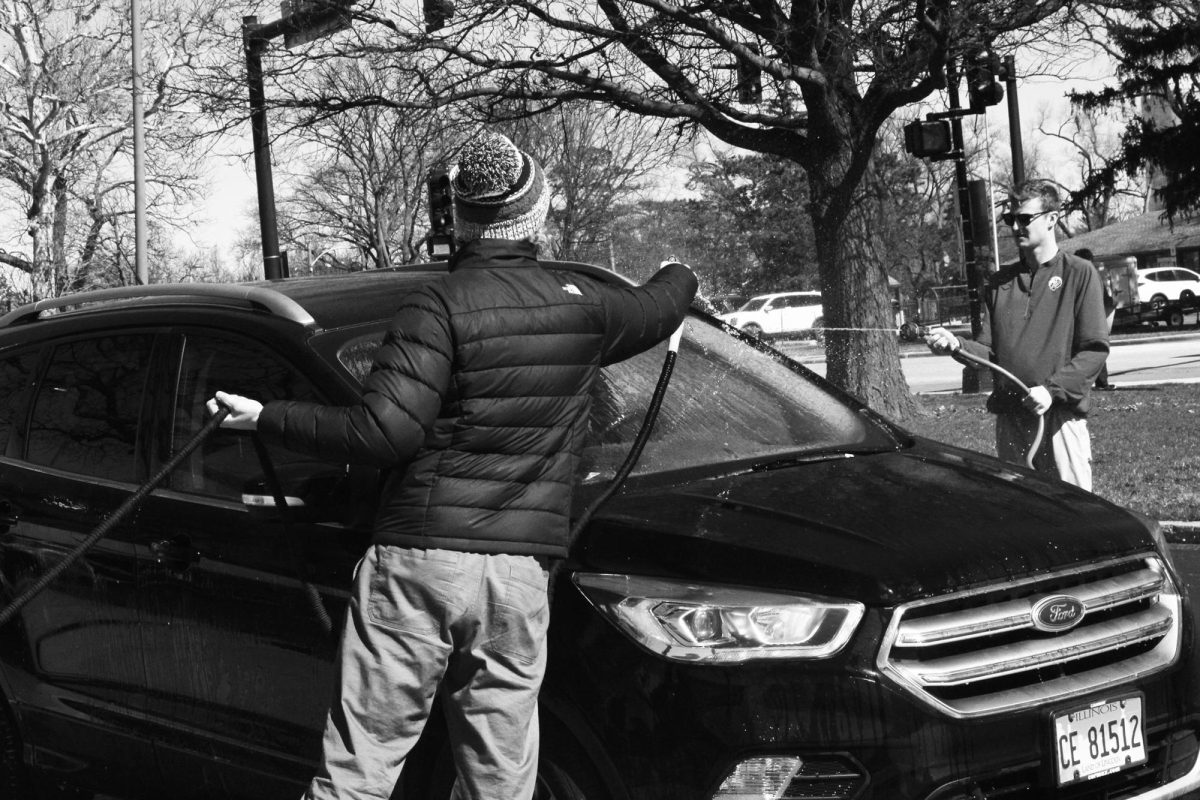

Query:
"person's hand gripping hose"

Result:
[[922, 326, 1044, 470], [0, 403, 232, 627]]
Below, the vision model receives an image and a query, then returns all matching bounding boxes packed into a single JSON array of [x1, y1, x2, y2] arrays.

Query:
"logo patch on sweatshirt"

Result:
[[562, 283, 583, 296], [1048, 276, 1063, 292]]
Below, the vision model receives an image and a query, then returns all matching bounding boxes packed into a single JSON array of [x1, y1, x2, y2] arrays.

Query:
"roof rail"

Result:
[[0, 284, 317, 328]]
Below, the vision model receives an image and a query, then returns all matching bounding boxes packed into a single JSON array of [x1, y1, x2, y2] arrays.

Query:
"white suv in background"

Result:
[[718, 290, 823, 339], [1137, 266, 1200, 307]]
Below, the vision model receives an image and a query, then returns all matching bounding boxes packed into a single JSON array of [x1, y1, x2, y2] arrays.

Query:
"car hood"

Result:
[[579, 440, 1157, 605]]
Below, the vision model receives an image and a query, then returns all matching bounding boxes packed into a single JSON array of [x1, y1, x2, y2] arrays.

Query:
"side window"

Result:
[[0, 349, 41, 458], [26, 335, 155, 482], [171, 332, 327, 501]]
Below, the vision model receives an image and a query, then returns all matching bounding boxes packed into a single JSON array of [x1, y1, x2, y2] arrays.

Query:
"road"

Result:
[[779, 329, 1200, 394]]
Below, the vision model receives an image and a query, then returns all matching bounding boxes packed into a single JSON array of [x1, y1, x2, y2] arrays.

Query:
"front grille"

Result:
[[878, 556, 1181, 719]]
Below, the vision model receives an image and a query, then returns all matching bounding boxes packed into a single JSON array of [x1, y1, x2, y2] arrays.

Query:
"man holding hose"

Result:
[[925, 179, 1108, 490], [207, 131, 697, 799]]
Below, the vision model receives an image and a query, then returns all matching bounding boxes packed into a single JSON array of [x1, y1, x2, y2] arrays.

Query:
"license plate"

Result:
[[1052, 694, 1147, 786]]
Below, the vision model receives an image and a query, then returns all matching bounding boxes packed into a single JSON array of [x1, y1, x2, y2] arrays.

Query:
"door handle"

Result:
[[151, 536, 200, 571]]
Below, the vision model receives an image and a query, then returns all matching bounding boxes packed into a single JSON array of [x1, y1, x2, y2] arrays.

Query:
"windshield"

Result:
[[579, 317, 893, 481], [326, 314, 895, 483], [737, 297, 768, 312]]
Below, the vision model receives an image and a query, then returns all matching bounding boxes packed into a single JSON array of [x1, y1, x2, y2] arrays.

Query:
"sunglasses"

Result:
[[1001, 209, 1052, 227]]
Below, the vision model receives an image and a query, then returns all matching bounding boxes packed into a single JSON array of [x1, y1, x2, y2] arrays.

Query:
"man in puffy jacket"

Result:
[[207, 131, 697, 800]]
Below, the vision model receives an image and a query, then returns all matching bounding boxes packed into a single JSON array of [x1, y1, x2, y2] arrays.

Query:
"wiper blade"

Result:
[[750, 446, 895, 472]]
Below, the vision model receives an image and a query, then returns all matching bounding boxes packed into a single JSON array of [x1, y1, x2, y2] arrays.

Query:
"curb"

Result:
[[1164, 521, 1200, 545]]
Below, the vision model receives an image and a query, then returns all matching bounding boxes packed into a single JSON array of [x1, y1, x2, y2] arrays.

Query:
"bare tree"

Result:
[[1035, 105, 1148, 232], [238, 0, 1101, 418], [496, 103, 685, 264], [0, 0, 220, 300], [275, 57, 472, 269]]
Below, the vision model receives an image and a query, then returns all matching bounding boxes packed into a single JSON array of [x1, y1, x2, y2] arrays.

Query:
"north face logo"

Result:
[[562, 284, 583, 296]]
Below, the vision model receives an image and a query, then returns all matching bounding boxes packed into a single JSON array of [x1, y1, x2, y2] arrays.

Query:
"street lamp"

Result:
[[131, 0, 147, 284]]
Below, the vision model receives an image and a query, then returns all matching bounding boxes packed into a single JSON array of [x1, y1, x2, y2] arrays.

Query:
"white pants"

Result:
[[996, 409, 1092, 491]]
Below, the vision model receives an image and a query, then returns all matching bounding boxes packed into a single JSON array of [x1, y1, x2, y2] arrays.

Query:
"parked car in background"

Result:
[[705, 292, 748, 315], [717, 290, 823, 339], [1, 265, 1198, 800], [1137, 266, 1200, 308]]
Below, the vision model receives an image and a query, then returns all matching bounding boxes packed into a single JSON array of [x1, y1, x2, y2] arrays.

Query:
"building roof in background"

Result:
[[1061, 212, 1200, 260]]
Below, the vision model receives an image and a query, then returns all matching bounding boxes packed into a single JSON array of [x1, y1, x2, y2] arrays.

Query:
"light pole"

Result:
[[131, 0, 147, 284]]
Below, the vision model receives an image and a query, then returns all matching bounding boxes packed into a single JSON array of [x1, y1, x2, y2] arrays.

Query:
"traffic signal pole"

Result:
[[243, 16, 285, 281], [945, 59, 986, 394], [242, 2, 352, 281], [1004, 55, 1025, 186]]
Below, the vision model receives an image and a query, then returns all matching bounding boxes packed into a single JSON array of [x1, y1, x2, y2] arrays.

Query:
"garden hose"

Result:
[[0, 406, 232, 628], [548, 323, 685, 604], [249, 435, 334, 634], [952, 347, 1045, 470]]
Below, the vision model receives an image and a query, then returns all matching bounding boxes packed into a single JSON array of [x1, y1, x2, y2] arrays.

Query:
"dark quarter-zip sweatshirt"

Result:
[[955, 249, 1109, 415]]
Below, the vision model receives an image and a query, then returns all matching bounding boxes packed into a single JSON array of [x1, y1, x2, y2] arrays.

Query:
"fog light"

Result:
[[712, 756, 802, 799], [713, 754, 868, 800]]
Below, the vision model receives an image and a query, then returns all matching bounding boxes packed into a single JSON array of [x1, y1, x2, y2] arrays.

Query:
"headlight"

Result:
[[573, 573, 864, 663], [727, 315, 739, 326]]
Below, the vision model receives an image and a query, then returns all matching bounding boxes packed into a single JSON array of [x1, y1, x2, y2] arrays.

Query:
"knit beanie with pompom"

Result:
[[452, 132, 551, 242]]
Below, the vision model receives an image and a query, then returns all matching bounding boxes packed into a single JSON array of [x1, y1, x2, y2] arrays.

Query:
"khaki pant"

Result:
[[304, 546, 549, 800], [996, 409, 1092, 491]]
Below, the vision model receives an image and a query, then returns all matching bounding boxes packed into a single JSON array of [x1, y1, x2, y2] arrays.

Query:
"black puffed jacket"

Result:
[[257, 239, 697, 557]]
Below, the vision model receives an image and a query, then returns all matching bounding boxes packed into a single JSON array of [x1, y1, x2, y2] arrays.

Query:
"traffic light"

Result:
[[966, 179, 992, 248], [903, 119, 954, 160], [965, 49, 1005, 111], [736, 59, 762, 104], [426, 167, 454, 259], [423, 0, 453, 32]]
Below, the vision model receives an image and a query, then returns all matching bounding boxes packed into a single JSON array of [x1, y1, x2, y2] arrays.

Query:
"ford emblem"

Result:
[[1032, 594, 1086, 632]]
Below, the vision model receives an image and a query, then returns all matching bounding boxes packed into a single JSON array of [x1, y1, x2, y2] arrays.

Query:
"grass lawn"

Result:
[[904, 384, 1200, 523]]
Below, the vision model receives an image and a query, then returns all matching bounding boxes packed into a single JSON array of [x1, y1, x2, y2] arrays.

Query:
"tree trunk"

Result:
[[812, 202, 920, 421], [50, 174, 70, 296]]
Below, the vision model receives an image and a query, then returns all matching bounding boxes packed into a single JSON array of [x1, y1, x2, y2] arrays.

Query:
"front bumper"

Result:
[[1132, 749, 1200, 800], [546, 586, 1200, 800]]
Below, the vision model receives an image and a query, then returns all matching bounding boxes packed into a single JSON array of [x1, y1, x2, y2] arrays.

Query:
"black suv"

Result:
[[0, 264, 1197, 800]]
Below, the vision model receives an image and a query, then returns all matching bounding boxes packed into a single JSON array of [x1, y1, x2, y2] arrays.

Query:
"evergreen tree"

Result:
[[1074, 2, 1200, 219]]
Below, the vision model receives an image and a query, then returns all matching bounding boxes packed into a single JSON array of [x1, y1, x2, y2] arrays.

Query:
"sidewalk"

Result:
[[1165, 521, 1200, 544]]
